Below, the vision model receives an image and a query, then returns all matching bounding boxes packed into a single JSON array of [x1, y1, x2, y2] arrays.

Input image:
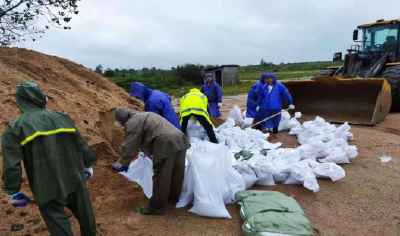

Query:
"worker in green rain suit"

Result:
[[1, 81, 97, 236]]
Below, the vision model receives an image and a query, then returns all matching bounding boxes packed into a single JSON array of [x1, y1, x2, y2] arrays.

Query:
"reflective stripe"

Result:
[[181, 108, 210, 117], [21, 128, 76, 146], [183, 93, 205, 100]]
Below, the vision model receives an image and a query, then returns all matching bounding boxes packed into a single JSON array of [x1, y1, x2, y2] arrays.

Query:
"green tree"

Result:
[[128, 68, 136, 74], [95, 64, 103, 74], [0, 0, 81, 46], [260, 58, 265, 66], [103, 68, 115, 77], [176, 63, 204, 84]]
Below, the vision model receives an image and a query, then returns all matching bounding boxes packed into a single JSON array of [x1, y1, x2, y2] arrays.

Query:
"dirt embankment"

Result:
[[0, 48, 144, 235]]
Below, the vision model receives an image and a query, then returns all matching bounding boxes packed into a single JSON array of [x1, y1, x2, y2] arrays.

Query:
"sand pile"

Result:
[[0, 48, 145, 235], [0, 47, 143, 157]]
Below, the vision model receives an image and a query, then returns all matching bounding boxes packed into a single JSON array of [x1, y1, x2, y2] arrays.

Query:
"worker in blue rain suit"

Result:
[[256, 73, 295, 138], [130, 82, 181, 130], [246, 73, 268, 118], [201, 73, 223, 117]]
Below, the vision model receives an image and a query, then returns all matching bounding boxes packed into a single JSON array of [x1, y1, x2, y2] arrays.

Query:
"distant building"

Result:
[[205, 65, 239, 86]]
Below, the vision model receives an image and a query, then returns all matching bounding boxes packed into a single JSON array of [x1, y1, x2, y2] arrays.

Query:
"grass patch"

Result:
[[239, 70, 319, 81]]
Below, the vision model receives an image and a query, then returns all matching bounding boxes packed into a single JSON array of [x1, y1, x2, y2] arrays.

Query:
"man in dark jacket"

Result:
[[113, 108, 191, 215], [1, 81, 97, 236]]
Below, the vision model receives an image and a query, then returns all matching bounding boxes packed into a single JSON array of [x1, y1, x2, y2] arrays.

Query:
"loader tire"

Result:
[[312, 69, 336, 79], [382, 65, 400, 112]]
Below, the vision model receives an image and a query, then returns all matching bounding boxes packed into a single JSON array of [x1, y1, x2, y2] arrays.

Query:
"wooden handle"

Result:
[[251, 108, 291, 128]]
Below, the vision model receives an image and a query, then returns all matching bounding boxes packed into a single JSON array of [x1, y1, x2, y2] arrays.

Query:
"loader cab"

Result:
[[358, 22, 400, 60]]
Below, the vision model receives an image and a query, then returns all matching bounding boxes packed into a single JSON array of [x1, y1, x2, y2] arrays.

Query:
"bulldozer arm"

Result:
[[282, 77, 392, 125]]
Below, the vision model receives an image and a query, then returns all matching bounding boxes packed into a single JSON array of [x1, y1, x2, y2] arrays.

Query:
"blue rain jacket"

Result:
[[256, 73, 293, 128], [201, 73, 223, 117], [246, 73, 267, 118], [130, 82, 181, 130]]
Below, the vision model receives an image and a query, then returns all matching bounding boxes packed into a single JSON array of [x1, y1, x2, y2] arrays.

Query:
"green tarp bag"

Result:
[[242, 212, 313, 236], [239, 195, 305, 221], [234, 150, 254, 160], [235, 190, 313, 236], [234, 190, 285, 203]]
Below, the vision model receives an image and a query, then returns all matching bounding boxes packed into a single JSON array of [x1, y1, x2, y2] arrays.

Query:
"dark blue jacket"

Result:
[[246, 73, 267, 118], [130, 82, 181, 130], [201, 73, 223, 117], [256, 73, 293, 128]]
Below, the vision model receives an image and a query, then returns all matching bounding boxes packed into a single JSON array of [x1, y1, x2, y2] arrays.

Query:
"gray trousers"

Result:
[[38, 188, 96, 236], [149, 149, 186, 212]]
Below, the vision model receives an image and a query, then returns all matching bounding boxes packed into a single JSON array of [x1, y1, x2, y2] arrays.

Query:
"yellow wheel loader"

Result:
[[282, 19, 400, 125]]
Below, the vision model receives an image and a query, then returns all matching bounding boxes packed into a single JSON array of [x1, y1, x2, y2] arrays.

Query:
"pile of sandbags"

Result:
[[202, 107, 356, 193], [186, 117, 281, 151], [288, 115, 358, 164]]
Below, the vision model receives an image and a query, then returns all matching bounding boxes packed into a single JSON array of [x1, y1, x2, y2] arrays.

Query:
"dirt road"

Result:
[[1, 96, 399, 235]]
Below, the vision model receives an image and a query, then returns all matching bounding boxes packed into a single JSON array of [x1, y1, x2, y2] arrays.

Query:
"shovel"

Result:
[[251, 108, 291, 128]]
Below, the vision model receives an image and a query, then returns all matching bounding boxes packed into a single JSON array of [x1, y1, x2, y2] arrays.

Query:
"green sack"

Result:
[[260, 149, 268, 156], [239, 195, 305, 221], [236, 191, 313, 236], [234, 190, 285, 203], [242, 212, 313, 236], [234, 150, 254, 160]]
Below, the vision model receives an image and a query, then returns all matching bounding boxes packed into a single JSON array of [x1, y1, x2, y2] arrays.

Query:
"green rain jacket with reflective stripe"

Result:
[[1, 81, 97, 205]]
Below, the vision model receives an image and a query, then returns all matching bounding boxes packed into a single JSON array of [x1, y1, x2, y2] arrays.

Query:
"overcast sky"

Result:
[[18, 0, 400, 70]]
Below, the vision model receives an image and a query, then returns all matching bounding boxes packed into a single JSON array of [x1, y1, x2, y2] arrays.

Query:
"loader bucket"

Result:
[[281, 76, 392, 125]]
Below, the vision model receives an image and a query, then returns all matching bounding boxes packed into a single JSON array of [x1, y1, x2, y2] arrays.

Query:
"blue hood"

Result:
[[259, 73, 268, 84], [204, 73, 215, 84], [130, 82, 153, 101], [267, 73, 277, 85]]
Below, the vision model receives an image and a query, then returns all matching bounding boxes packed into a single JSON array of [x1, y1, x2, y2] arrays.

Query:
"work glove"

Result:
[[9, 193, 31, 208], [84, 167, 93, 179], [113, 161, 129, 172], [218, 103, 222, 108], [256, 106, 260, 111], [289, 104, 295, 110]]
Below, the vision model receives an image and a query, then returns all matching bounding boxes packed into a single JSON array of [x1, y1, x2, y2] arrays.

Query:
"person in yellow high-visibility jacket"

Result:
[[180, 88, 218, 143]]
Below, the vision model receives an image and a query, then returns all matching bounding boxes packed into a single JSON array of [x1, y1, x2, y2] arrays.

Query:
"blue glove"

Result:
[[289, 104, 295, 110], [116, 166, 129, 173], [113, 161, 129, 172], [10, 193, 31, 208], [84, 167, 93, 179]]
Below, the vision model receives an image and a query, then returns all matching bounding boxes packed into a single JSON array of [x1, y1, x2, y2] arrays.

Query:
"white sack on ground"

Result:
[[283, 160, 320, 193], [176, 162, 195, 208], [234, 162, 258, 189], [241, 118, 254, 128], [186, 119, 206, 141], [313, 162, 345, 181], [225, 164, 246, 202], [227, 105, 244, 126], [120, 153, 153, 199], [188, 142, 232, 219], [320, 147, 350, 164]]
